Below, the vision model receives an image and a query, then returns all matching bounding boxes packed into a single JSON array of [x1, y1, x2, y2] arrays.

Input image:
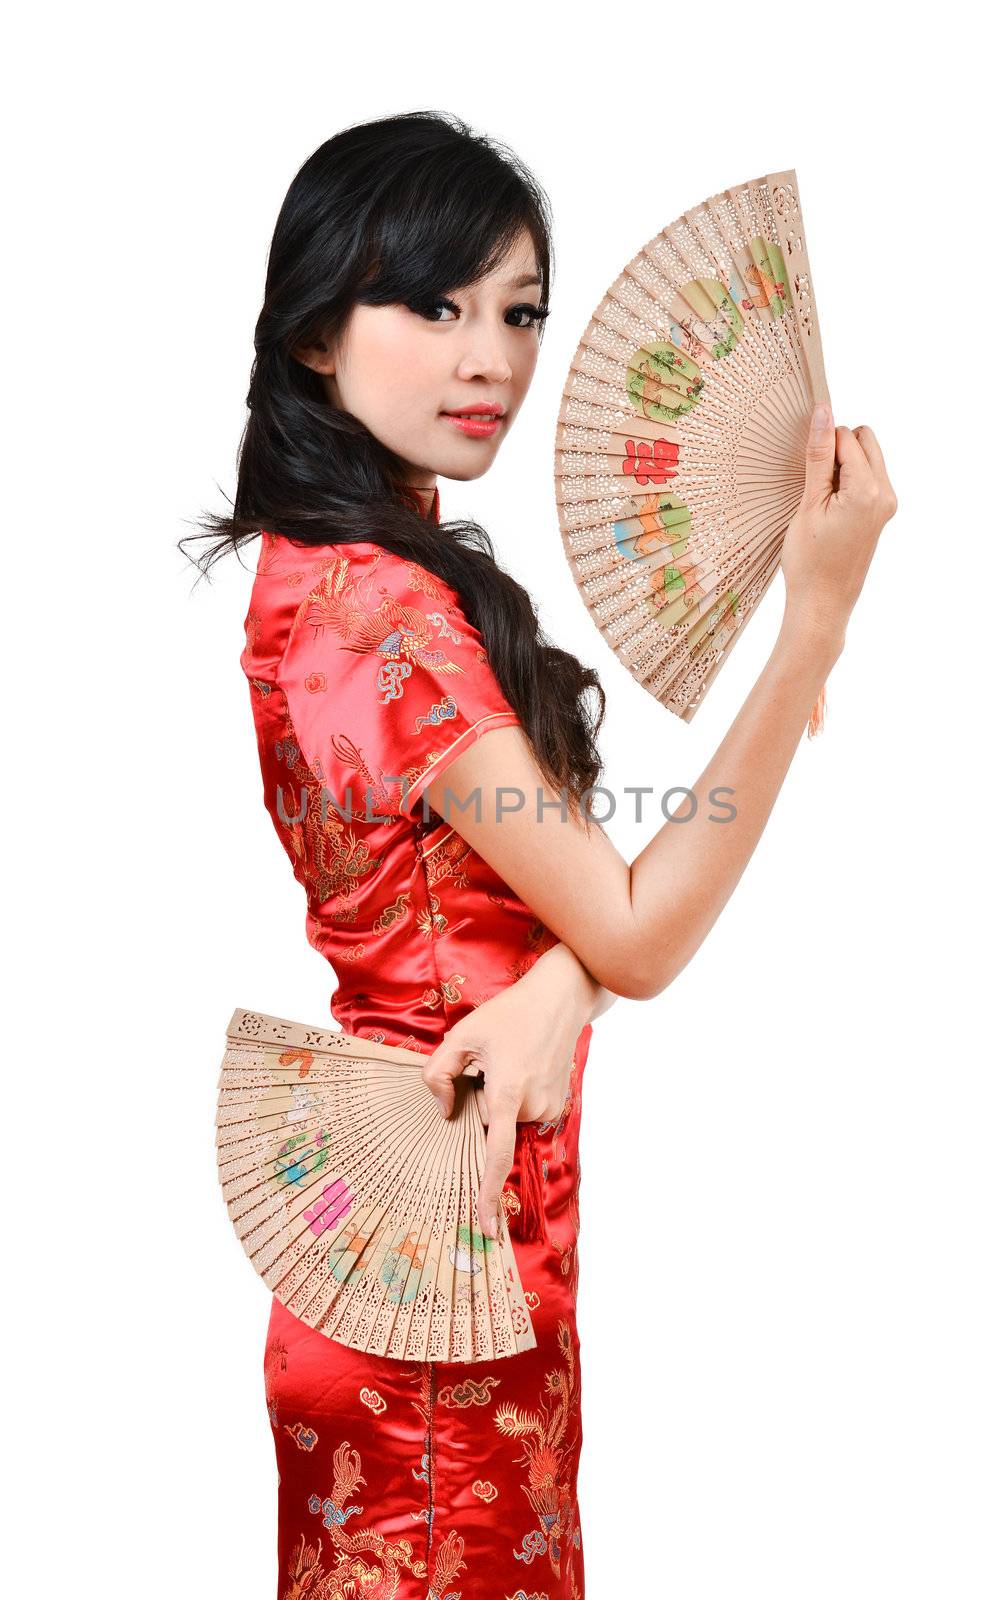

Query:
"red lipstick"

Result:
[[440, 403, 505, 439]]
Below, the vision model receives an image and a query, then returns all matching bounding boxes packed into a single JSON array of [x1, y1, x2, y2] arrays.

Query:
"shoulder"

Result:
[[275, 539, 479, 664], [242, 530, 475, 672], [253, 533, 458, 607], [267, 539, 520, 820], [323, 541, 467, 617], [242, 534, 396, 672]]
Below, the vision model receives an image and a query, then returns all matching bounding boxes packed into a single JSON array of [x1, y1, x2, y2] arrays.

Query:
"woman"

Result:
[[188, 111, 896, 1600]]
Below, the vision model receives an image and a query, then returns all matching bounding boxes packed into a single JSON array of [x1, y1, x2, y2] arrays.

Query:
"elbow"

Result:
[[635, 942, 696, 999], [592, 948, 677, 1003], [575, 907, 690, 1001], [604, 936, 694, 1001], [621, 967, 673, 1003]]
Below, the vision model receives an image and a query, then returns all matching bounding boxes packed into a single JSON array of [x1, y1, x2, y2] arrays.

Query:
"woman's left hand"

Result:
[[420, 941, 606, 1241]]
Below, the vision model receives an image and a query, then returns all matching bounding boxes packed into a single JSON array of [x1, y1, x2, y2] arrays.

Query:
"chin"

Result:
[[445, 462, 494, 484], [427, 450, 496, 484]]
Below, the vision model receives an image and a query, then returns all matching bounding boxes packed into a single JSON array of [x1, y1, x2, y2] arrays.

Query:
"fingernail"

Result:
[[812, 402, 831, 430]]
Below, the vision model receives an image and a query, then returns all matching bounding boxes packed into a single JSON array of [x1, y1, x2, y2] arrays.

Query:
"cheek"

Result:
[[508, 339, 540, 401], [363, 325, 440, 421], [341, 307, 429, 417], [356, 329, 409, 392]]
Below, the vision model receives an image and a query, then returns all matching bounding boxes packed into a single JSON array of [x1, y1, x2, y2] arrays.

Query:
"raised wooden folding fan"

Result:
[[216, 1007, 537, 1361], [554, 167, 831, 736]]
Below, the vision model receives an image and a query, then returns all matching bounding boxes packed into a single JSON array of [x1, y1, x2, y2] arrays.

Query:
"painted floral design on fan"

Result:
[[626, 342, 704, 423], [279, 1046, 315, 1079], [327, 1224, 376, 1283], [448, 1221, 495, 1276], [611, 253, 796, 675], [623, 282, 745, 465], [612, 490, 691, 561], [611, 491, 717, 634], [274, 1123, 332, 1188], [322, 1224, 430, 1305], [380, 1228, 430, 1306], [622, 436, 679, 487], [743, 239, 792, 317], [303, 1175, 355, 1236], [689, 588, 742, 660], [671, 277, 746, 359]]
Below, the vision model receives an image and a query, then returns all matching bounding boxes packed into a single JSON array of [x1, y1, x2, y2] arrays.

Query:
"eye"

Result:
[[409, 296, 461, 322], [506, 303, 551, 330], [408, 296, 551, 330]]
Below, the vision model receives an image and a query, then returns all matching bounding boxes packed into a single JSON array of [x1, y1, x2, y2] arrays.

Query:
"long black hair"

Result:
[[180, 109, 605, 812]]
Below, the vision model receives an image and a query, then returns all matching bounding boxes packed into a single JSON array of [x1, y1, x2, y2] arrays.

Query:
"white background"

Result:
[[9, 4, 1001, 1595]]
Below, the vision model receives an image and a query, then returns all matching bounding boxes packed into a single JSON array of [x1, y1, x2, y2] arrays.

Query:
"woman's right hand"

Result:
[[420, 939, 602, 1242], [780, 404, 898, 642]]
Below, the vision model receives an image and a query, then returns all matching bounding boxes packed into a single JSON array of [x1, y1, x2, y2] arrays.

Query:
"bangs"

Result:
[[354, 158, 549, 308]]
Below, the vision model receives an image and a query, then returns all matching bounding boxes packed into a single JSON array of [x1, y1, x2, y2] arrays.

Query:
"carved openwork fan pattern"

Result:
[[554, 168, 831, 734], [216, 1007, 538, 1361]]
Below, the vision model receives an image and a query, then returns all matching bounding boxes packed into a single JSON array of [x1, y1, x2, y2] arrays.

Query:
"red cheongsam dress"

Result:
[[240, 482, 593, 1600]]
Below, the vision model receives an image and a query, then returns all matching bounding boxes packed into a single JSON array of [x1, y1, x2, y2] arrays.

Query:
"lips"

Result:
[[440, 409, 504, 438], [441, 405, 506, 418]]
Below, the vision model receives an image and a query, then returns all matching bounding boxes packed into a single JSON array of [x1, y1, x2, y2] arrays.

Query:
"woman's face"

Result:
[[297, 227, 546, 491]]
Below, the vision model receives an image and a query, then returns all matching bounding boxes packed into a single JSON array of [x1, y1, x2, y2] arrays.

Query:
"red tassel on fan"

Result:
[[807, 682, 827, 739], [508, 1123, 547, 1243]]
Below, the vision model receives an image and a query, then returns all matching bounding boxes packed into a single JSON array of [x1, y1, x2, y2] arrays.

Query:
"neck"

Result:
[[407, 483, 437, 516], [394, 477, 439, 522]]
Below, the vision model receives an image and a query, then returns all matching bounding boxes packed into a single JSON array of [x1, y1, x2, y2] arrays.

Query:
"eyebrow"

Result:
[[505, 273, 543, 290]]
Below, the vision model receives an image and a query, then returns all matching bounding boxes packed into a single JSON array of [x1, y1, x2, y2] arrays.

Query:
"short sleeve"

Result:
[[276, 544, 522, 822]]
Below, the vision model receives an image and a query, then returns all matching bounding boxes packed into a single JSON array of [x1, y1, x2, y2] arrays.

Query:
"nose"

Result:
[[455, 333, 513, 386]]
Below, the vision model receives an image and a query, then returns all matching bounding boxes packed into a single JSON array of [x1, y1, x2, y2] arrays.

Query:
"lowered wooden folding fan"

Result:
[[554, 167, 831, 735], [216, 1007, 537, 1361]]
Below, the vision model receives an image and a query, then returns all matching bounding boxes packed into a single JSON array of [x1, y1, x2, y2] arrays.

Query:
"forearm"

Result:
[[584, 978, 618, 1023], [526, 938, 618, 1028], [628, 606, 846, 996]]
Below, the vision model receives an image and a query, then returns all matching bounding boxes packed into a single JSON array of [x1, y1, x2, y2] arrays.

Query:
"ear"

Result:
[[292, 334, 338, 376], [291, 320, 345, 379]]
